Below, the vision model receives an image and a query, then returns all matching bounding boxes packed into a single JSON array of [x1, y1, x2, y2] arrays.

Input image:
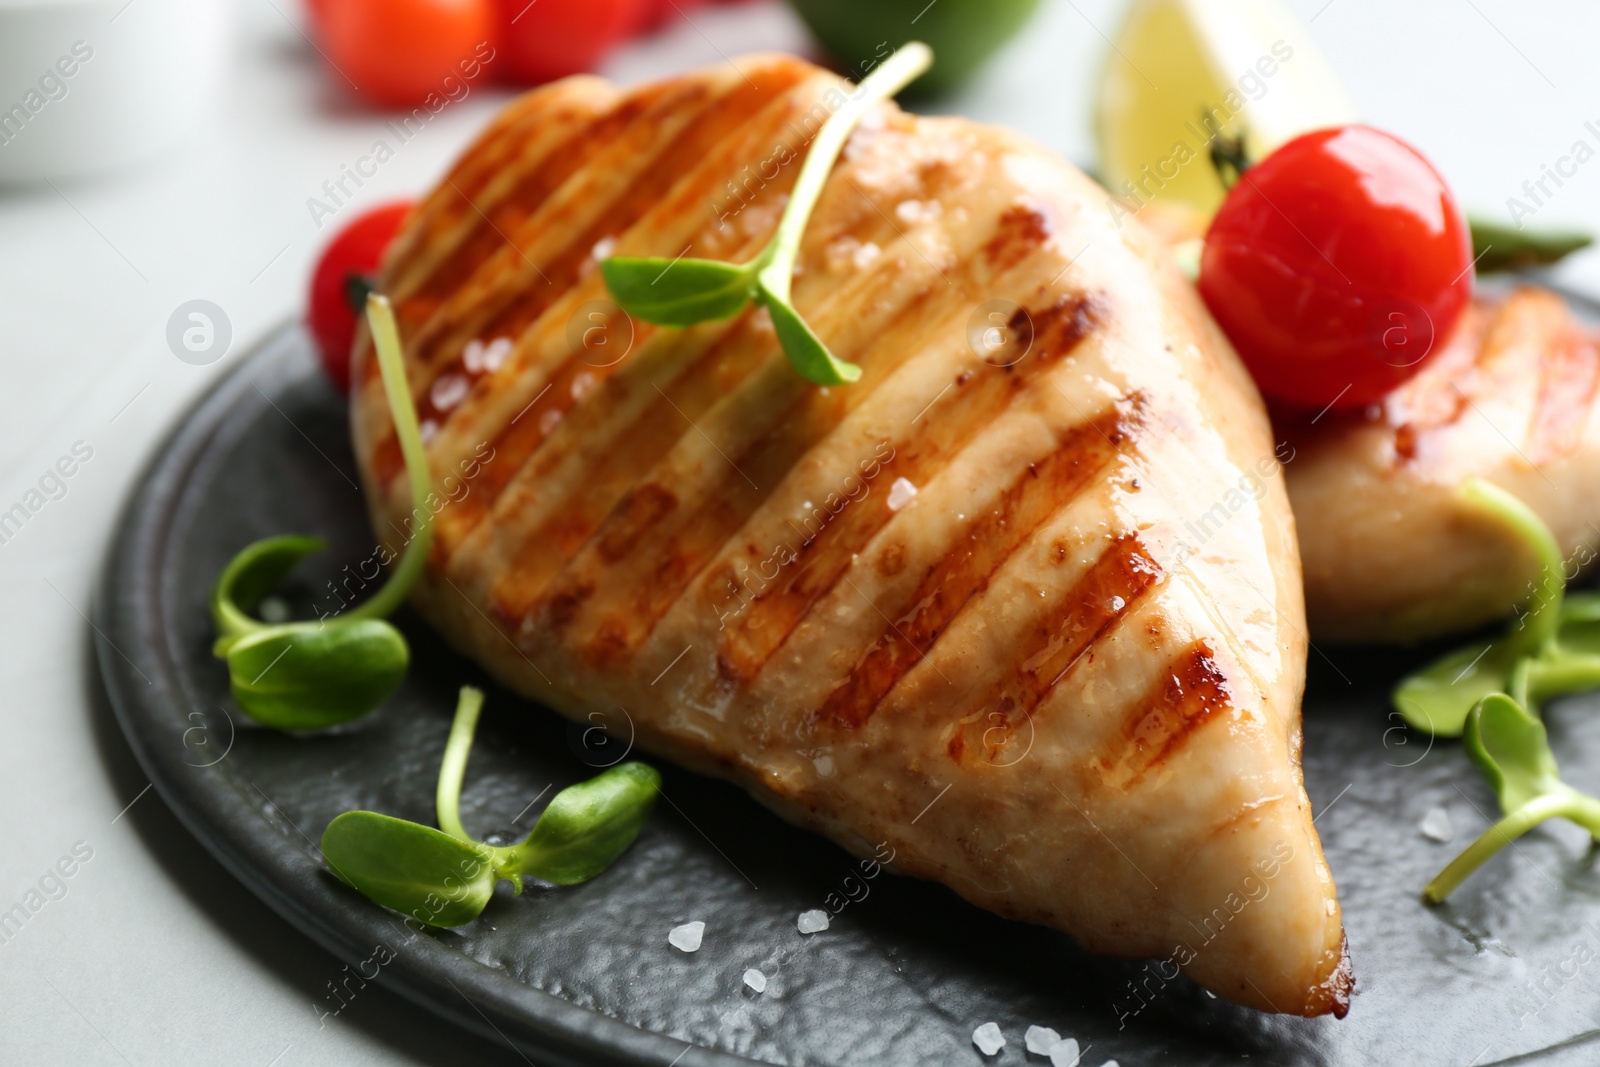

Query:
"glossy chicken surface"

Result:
[[1287, 286, 1600, 643], [350, 55, 1349, 1016]]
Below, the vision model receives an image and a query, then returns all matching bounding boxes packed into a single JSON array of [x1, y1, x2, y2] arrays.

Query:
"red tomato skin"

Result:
[[628, 0, 710, 33], [494, 0, 640, 83], [308, 202, 414, 393], [322, 0, 494, 109], [1198, 125, 1473, 411]]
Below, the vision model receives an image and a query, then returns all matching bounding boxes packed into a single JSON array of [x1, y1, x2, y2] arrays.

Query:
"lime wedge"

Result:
[[1096, 0, 1357, 220]]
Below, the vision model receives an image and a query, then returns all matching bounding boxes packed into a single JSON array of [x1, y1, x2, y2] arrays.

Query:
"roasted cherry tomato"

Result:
[[493, 0, 640, 84], [308, 201, 414, 392], [1198, 125, 1473, 411], [321, 0, 494, 109]]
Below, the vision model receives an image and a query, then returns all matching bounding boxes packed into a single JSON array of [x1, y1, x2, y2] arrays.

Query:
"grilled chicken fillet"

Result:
[[1287, 286, 1600, 643], [351, 55, 1350, 1016]]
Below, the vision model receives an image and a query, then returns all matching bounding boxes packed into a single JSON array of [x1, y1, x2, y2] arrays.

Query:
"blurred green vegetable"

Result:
[[1467, 213, 1593, 273], [787, 0, 1041, 96]]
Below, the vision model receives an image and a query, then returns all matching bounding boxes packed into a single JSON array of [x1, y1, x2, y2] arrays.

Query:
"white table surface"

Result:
[[3, 1, 1598, 1063]]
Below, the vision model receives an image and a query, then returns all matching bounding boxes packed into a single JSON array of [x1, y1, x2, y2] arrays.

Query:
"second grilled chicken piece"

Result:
[[1287, 286, 1600, 643], [351, 55, 1349, 1016]]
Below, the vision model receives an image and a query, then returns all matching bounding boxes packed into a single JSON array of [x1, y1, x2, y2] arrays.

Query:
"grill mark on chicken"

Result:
[[390, 96, 628, 334], [529, 188, 1036, 660], [478, 170, 948, 617], [368, 64, 813, 486], [553, 282, 959, 660], [713, 293, 1104, 686], [553, 360, 870, 658], [983, 204, 1051, 270], [385, 90, 612, 327], [1529, 327, 1600, 465], [1098, 640, 1232, 787], [484, 309, 865, 618], [485, 338, 755, 622], [937, 535, 1162, 760], [814, 398, 1140, 731]]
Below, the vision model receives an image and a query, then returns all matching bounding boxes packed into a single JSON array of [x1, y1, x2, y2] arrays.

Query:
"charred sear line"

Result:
[[936, 533, 1162, 760], [815, 400, 1145, 731], [1099, 639, 1232, 788], [369, 64, 810, 489], [714, 291, 1108, 687], [982, 204, 1052, 270]]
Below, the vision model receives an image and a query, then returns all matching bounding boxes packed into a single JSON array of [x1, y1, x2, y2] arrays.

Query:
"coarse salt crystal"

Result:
[[592, 236, 618, 261], [1025, 1025, 1061, 1055], [430, 373, 469, 412], [852, 241, 882, 270], [887, 477, 918, 512], [743, 968, 767, 993], [481, 337, 513, 372], [668, 921, 704, 952], [972, 1022, 1005, 1056], [797, 909, 830, 934], [462, 339, 487, 372], [538, 408, 564, 436], [419, 420, 439, 444], [1420, 806, 1454, 842], [1049, 1038, 1080, 1067], [571, 371, 599, 401]]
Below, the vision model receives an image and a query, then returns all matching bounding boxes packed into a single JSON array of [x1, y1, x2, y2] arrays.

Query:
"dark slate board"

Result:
[[95, 320, 1600, 1067]]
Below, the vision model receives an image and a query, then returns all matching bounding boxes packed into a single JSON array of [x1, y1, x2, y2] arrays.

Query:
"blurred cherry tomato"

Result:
[[308, 201, 414, 392], [1198, 125, 1473, 411], [493, 0, 640, 83], [322, 0, 494, 109]]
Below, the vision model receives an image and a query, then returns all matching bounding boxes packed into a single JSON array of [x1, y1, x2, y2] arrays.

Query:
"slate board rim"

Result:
[[92, 322, 761, 1067]]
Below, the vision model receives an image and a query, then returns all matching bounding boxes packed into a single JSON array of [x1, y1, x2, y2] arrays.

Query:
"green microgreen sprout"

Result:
[[1393, 478, 1579, 737], [1422, 692, 1600, 903], [210, 294, 432, 730], [320, 686, 662, 927], [599, 41, 934, 386]]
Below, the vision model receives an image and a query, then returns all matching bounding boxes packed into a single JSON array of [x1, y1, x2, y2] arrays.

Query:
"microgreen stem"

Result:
[[348, 294, 433, 623], [1462, 477, 1563, 656], [755, 42, 933, 304], [1423, 791, 1577, 904], [599, 43, 932, 386], [436, 686, 485, 843]]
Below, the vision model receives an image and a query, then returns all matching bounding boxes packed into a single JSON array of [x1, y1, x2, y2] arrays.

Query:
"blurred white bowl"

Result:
[[0, 0, 232, 183]]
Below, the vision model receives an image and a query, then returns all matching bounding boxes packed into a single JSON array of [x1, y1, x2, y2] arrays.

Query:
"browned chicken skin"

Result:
[[350, 56, 1349, 1016], [1286, 286, 1600, 643]]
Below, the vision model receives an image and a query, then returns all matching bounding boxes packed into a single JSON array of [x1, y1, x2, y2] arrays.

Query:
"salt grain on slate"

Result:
[[668, 921, 704, 952], [1049, 1038, 1080, 1067], [1025, 1026, 1061, 1055], [1420, 806, 1454, 842], [972, 1022, 1005, 1056], [797, 909, 830, 934], [743, 968, 767, 993]]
